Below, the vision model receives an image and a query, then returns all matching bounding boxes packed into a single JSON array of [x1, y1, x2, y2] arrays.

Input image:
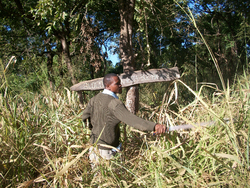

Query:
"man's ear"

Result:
[[105, 84, 111, 90]]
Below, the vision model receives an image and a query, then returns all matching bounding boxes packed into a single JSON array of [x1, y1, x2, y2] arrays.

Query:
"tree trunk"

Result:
[[119, 0, 138, 114], [119, 0, 138, 153], [59, 33, 83, 105]]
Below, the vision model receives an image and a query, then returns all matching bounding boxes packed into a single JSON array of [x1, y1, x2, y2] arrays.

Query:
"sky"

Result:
[[103, 42, 120, 66], [107, 52, 120, 66]]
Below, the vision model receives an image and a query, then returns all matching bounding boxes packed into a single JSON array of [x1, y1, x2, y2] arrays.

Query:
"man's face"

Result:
[[108, 76, 122, 94]]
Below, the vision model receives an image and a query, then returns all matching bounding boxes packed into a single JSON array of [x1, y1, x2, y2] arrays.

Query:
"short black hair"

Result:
[[103, 73, 118, 88]]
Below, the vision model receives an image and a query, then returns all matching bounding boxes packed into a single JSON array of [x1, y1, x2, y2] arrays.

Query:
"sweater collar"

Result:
[[102, 89, 119, 99]]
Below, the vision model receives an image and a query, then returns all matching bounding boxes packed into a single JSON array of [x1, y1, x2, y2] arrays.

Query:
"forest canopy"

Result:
[[1, 0, 249, 96]]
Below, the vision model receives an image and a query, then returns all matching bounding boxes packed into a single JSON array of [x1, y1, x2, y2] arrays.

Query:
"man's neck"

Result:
[[102, 89, 119, 99]]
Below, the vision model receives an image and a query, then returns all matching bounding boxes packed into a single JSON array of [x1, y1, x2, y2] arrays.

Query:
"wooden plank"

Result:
[[70, 67, 180, 91]]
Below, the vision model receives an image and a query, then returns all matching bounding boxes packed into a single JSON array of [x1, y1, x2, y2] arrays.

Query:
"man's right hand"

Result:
[[154, 124, 167, 134]]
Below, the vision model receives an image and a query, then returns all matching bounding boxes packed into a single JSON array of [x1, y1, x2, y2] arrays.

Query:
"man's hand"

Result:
[[154, 124, 167, 134]]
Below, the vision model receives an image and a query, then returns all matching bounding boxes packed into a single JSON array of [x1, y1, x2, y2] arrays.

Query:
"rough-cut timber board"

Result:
[[70, 67, 180, 91]]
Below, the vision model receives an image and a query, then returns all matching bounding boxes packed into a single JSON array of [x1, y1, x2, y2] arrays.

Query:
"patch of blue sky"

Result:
[[102, 40, 120, 66], [107, 51, 120, 66]]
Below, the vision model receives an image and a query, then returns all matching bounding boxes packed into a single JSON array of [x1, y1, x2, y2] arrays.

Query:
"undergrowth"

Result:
[[0, 71, 249, 187]]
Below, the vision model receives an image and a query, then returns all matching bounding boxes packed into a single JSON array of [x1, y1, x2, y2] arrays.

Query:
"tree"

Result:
[[0, 0, 51, 93], [189, 0, 250, 85], [118, 0, 139, 114]]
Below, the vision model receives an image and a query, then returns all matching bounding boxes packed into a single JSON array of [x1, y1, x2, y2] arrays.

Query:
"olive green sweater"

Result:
[[82, 93, 156, 149]]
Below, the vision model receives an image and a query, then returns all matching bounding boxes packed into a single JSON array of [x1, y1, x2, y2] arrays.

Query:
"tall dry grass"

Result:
[[0, 70, 249, 187], [0, 86, 90, 187]]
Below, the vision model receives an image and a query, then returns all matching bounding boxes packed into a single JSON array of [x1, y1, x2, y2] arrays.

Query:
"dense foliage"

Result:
[[1, 0, 249, 93]]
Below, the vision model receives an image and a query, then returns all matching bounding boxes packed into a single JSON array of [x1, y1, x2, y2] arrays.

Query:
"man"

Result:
[[82, 73, 167, 164]]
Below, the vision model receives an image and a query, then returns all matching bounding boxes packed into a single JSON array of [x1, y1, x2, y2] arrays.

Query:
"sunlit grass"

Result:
[[0, 70, 249, 187]]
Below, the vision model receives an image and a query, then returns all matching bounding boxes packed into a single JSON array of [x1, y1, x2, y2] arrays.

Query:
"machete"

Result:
[[167, 121, 215, 132]]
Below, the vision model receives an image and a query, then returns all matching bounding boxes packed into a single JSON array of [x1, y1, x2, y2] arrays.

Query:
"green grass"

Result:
[[0, 70, 249, 187]]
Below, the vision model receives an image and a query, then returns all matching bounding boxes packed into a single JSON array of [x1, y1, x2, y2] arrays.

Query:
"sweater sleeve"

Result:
[[82, 101, 92, 121], [109, 99, 156, 131]]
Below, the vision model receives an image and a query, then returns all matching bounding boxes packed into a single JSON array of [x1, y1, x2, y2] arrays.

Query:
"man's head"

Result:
[[103, 73, 122, 94]]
